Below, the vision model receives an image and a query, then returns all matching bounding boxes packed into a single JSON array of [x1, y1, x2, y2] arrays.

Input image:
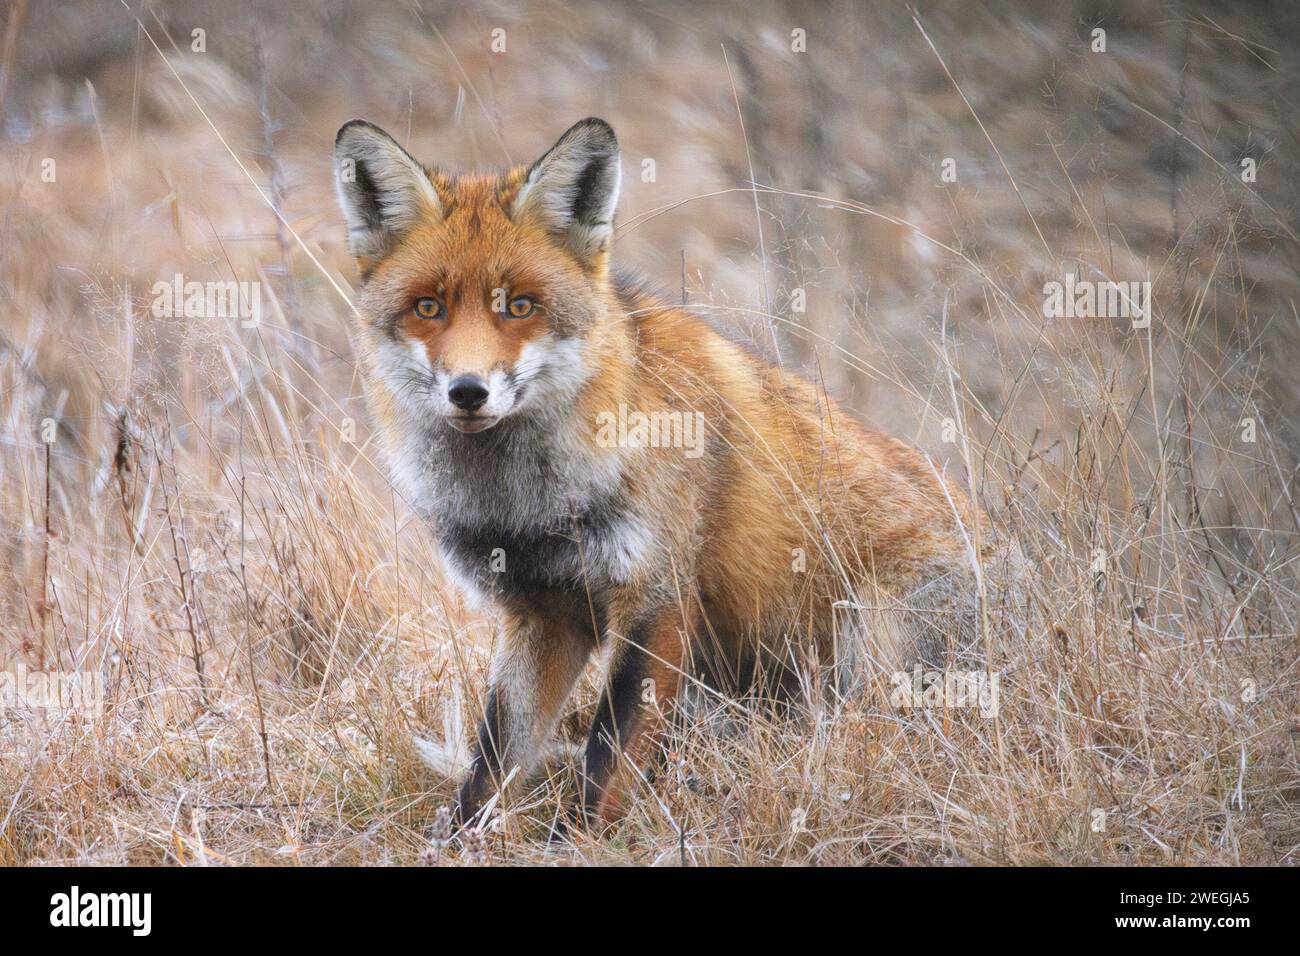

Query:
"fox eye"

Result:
[[413, 297, 445, 320], [506, 295, 535, 319]]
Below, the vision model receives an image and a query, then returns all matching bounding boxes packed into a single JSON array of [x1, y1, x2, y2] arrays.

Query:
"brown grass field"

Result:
[[1, 0, 1298, 865]]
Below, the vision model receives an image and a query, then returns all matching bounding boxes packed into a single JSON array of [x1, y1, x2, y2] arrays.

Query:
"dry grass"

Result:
[[1, 0, 1298, 865]]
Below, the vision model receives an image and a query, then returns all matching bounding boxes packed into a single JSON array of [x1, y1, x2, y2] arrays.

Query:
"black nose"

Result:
[[447, 376, 489, 412]]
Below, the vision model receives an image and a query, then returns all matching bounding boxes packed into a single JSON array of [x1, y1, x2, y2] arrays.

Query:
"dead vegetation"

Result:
[[1, 0, 1298, 865]]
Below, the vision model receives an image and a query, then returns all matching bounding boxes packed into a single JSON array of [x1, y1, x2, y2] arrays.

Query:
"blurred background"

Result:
[[5, 0, 1299, 512], [1, 1, 1298, 863]]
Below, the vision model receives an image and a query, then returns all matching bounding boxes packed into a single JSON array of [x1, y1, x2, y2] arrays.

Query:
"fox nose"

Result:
[[447, 375, 490, 412]]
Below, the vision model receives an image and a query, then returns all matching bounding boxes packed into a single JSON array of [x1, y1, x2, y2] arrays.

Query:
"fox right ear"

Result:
[[511, 118, 621, 265], [334, 120, 441, 264]]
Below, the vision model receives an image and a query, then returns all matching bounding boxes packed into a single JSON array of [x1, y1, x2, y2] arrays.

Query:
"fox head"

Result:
[[334, 118, 622, 432]]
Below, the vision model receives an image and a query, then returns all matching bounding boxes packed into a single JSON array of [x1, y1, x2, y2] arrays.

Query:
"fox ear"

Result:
[[334, 120, 441, 263], [512, 118, 621, 263]]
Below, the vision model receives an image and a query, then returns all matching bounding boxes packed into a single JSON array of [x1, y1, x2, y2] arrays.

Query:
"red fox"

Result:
[[334, 117, 998, 829]]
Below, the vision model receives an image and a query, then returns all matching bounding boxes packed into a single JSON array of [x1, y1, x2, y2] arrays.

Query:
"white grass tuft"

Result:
[[412, 690, 473, 781]]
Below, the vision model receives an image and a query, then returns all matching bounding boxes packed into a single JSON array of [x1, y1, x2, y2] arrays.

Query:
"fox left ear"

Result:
[[512, 118, 621, 263], [334, 119, 441, 266]]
